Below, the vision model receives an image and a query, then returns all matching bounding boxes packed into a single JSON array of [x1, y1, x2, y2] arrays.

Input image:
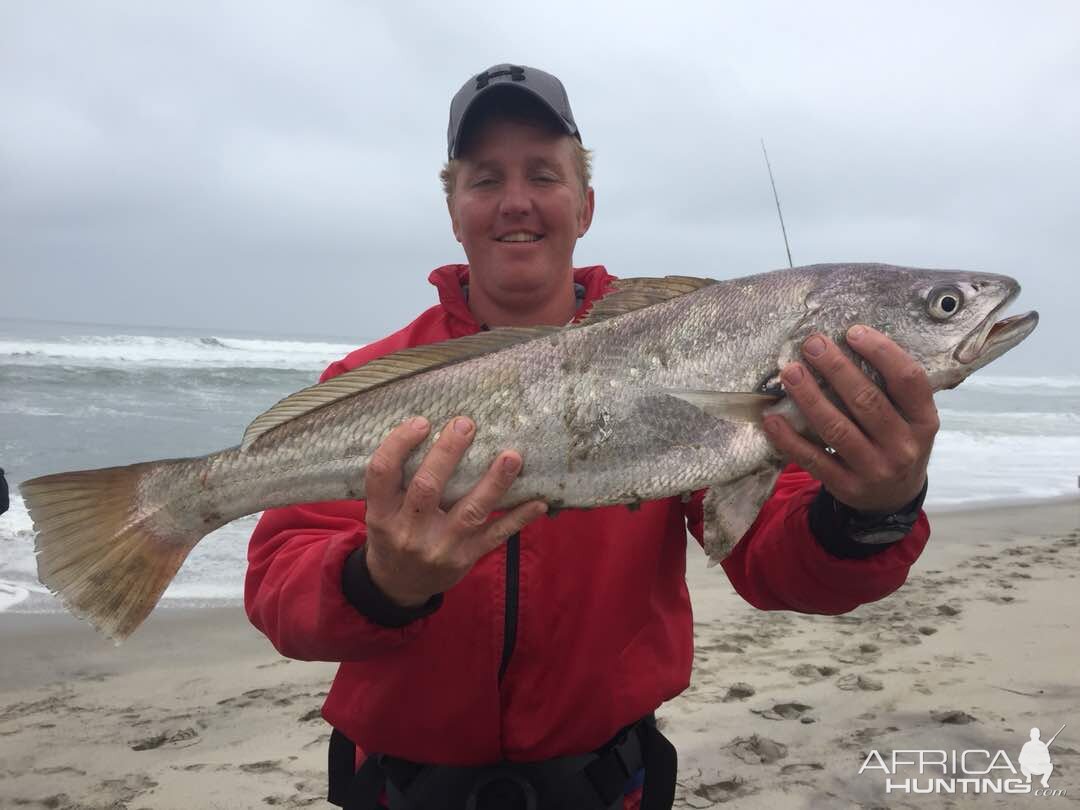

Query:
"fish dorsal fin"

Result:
[[241, 326, 560, 450], [574, 276, 716, 328]]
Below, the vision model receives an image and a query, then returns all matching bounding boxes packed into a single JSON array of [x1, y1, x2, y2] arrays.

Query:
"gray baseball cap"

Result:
[[447, 63, 581, 159]]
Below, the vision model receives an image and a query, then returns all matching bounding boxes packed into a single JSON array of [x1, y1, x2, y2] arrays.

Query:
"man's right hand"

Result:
[[362, 415, 548, 607]]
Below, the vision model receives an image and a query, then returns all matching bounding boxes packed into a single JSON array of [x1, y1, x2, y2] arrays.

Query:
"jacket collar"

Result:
[[428, 264, 617, 336]]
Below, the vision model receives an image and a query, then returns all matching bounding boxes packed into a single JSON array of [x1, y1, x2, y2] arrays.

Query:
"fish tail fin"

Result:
[[21, 458, 211, 643]]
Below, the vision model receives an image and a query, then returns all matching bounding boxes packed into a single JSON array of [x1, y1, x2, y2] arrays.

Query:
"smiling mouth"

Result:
[[496, 232, 544, 243], [954, 289, 1039, 365]]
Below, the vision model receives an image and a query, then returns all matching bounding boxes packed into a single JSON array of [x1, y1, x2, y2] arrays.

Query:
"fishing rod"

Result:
[[761, 138, 793, 269]]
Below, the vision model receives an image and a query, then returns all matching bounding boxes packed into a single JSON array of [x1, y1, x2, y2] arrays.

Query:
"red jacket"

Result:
[[245, 264, 929, 766]]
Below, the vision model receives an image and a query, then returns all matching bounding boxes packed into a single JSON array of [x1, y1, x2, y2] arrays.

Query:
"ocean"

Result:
[[1, 316, 1077, 615]]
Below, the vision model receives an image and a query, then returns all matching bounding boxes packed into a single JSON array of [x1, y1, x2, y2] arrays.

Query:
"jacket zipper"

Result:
[[497, 533, 520, 683]]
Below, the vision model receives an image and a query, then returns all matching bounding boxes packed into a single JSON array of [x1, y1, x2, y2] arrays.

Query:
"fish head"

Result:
[[795, 264, 1038, 391]]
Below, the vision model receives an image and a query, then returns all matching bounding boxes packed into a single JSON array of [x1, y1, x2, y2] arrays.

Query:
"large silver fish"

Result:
[[21, 263, 1038, 640]]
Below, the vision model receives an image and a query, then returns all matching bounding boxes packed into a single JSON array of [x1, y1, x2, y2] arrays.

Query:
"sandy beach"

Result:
[[2, 497, 1078, 809]]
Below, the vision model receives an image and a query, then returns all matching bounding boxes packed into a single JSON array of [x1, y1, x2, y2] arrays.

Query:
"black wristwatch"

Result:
[[809, 478, 928, 559], [845, 483, 928, 545]]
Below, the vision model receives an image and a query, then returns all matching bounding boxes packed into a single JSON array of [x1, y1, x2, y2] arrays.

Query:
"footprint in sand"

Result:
[[698, 641, 745, 654], [836, 674, 884, 692], [727, 734, 788, 764], [302, 733, 331, 751], [256, 658, 293, 669], [931, 709, 977, 725], [721, 682, 756, 702], [33, 766, 87, 777], [936, 603, 962, 617], [0, 694, 73, 723], [752, 702, 812, 721], [833, 642, 882, 664], [239, 760, 285, 774], [790, 664, 839, 681], [130, 727, 201, 751], [781, 762, 824, 774], [90, 774, 159, 806], [845, 726, 899, 749], [686, 776, 757, 806], [262, 791, 323, 807]]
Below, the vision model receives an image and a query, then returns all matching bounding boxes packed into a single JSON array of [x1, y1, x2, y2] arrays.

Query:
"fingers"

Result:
[[767, 328, 938, 513], [762, 408, 855, 494], [365, 416, 431, 514], [401, 416, 475, 517], [475, 500, 549, 556], [798, 332, 907, 444], [778, 358, 881, 473], [845, 325, 940, 435], [447, 451, 548, 558], [447, 451, 525, 534]]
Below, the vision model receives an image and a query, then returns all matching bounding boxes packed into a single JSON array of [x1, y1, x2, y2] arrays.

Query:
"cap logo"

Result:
[[475, 65, 526, 90]]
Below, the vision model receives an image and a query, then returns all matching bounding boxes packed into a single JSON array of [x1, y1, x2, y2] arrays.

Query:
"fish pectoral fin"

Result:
[[702, 466, 782, 565], [664, 390, 781, 424]]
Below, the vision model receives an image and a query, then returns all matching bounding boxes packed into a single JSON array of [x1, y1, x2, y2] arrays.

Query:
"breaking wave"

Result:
[[0, 334, 360, 371], [963, 374, 1080, 392]]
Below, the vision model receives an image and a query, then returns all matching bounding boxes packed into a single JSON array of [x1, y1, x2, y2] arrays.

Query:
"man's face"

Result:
[[448, 117, 594, 309]]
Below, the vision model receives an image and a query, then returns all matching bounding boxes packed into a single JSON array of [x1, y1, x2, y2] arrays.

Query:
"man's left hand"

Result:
[[762, 325, 940, 514]]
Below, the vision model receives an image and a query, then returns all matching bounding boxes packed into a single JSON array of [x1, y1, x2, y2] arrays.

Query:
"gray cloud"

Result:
[[2, 0, 1077, 373]]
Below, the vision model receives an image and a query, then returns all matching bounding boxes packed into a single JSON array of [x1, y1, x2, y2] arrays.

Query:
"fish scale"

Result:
[[19, 263, 1038, 639]]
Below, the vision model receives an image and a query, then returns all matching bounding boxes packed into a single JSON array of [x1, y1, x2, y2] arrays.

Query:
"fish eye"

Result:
[[927, 286, 964, 320]]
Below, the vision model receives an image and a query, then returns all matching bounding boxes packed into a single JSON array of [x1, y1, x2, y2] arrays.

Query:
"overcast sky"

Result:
[[1, 1, 1076, 374]]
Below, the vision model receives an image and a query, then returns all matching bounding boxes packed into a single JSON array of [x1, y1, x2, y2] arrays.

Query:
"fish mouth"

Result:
[[954, 288, 1039, 365]]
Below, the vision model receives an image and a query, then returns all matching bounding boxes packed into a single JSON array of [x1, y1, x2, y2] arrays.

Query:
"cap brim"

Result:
[[449, 84, 578, 159]]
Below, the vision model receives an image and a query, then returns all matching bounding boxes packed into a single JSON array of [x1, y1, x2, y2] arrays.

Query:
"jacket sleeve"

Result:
[[244, 498, 437, 661], [685, 465, 929, 614]]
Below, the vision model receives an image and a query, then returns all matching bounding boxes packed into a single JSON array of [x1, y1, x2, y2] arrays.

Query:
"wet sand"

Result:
[[2, 497, 1078, 808]]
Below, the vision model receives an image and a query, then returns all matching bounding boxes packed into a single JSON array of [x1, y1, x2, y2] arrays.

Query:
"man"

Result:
[[245, 64, 934, 810], [1018, 728, 1054, 788]]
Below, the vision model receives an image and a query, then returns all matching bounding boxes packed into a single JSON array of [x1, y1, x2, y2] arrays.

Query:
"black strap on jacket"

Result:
[[328, 714, 676, 810]]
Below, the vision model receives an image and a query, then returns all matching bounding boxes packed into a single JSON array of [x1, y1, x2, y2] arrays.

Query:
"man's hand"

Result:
[[762, 325, 940, 514], [362, 415, 548, 607]]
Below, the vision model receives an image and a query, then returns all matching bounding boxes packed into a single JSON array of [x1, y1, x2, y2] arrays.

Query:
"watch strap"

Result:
[[809, 477, 928, 560]]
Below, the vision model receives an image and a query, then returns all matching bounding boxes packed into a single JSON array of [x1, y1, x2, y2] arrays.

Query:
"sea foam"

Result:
[[0, 334, 359, 371]]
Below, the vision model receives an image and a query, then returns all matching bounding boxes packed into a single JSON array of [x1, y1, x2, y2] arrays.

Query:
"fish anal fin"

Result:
[[574, 276, 716, 328], [665, 390, 782, 424], [702, 466, 782, 565], [241, 326, 560, 450]]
